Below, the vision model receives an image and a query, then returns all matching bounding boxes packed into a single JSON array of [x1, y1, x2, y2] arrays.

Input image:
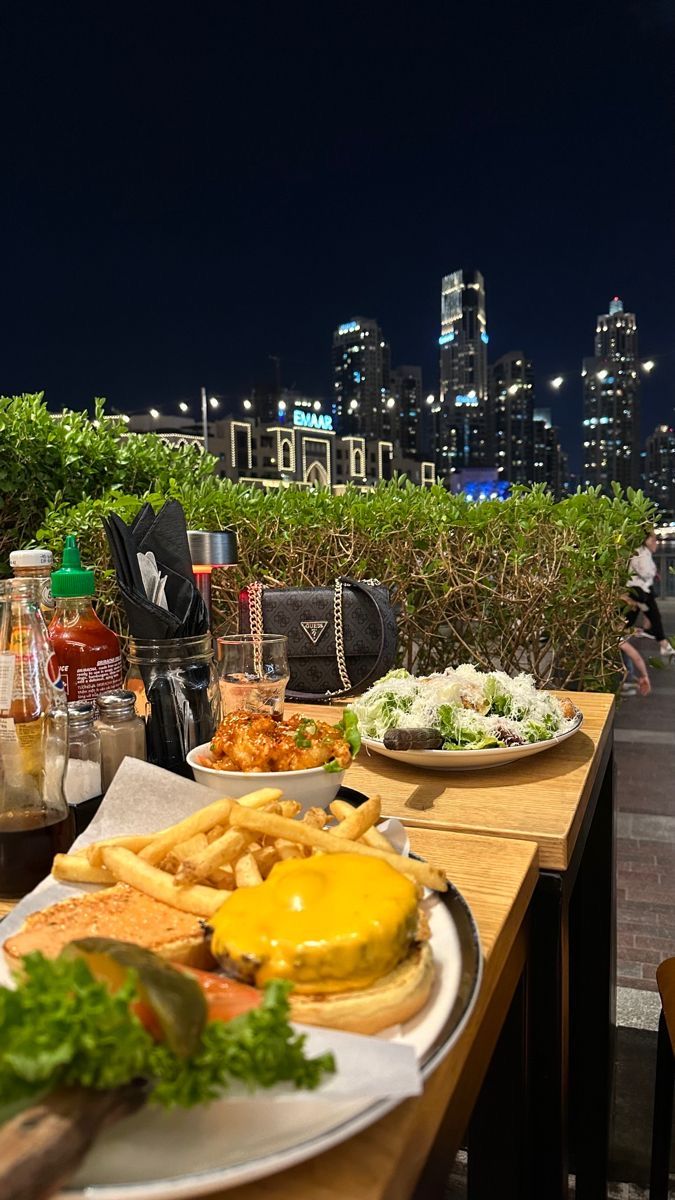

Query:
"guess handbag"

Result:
[[239, 578, 398, 701]]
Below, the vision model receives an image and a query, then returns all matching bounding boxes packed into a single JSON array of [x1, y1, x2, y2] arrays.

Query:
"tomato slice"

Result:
[[132, 1000, 164, 1040], [174, 965, 262, 1022]]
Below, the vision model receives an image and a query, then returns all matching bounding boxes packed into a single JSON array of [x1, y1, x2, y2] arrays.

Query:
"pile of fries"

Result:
[[52, 791, 447, 916]]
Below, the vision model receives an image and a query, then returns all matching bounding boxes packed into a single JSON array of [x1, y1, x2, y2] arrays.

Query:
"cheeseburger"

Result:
[[209, 852, 435, 1034]]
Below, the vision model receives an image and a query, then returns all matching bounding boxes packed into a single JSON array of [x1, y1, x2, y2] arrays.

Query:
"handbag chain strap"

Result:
[[247, 581, 265, 677], [332, 579, 352, 693], [248, 579, 353, 696]]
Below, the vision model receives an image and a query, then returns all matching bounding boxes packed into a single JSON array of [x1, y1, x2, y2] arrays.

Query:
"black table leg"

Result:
[[570, 752, 615, 1200], [466, 972, 529, 1200], [649, 1012, 674, 1200], [527, 872, 570, 1200]]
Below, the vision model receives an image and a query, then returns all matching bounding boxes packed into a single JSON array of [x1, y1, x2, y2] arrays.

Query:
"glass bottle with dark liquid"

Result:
[[0, 578, 74, 898]]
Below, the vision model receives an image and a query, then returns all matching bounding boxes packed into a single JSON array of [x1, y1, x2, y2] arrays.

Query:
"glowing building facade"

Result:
[[582, 296, 640, 490], [437, 268, 492, 477]]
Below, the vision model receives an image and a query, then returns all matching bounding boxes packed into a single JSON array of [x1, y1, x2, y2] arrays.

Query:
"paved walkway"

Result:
[[448, 616, 675, 1198], [616, 598, 675, 995]]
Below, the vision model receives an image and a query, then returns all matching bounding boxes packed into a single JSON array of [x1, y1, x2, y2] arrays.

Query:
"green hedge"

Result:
[[1, 396, 653, 691], [0, 393, 215, 569], [36, 487, 653, 694]]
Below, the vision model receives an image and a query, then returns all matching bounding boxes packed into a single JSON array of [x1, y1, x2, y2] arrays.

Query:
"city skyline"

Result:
[[0, 1, 673, 473]]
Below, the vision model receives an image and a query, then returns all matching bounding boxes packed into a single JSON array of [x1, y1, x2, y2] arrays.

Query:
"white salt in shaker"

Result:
[[65, 701, 102, 836], [95, 689, 147, 794]]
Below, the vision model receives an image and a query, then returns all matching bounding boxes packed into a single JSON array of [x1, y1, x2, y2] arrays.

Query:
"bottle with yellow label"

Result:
[[0, 578, 73, 899]]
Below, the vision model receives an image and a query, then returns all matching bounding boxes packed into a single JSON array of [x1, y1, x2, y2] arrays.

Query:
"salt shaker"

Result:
[[95, 689, 147, 794], [65, 701, 103, 835]]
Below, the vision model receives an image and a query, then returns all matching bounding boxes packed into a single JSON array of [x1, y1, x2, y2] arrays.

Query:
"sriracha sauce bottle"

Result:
[[49, 536, 122, 703]]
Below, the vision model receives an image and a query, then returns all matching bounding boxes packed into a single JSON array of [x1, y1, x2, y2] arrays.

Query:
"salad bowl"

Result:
[[350, 665, 583, 772]]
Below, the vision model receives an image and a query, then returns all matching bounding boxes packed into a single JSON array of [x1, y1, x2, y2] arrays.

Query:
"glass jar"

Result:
[[125, 635, 221, 777], [10, 548, 54, 621], [65, 701, 102, 835], [0, 578, 73, 898], [95, 689, 147, 794]]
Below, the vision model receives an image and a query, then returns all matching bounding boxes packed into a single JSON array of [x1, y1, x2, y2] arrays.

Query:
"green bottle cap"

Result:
[[51, 535, 95, 598]]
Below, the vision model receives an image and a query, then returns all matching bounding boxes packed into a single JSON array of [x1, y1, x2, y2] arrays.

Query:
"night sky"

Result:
[[1, 0, 674, 471]]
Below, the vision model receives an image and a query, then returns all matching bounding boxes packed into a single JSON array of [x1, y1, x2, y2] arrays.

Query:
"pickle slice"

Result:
[[62, 938, 207, 1057]]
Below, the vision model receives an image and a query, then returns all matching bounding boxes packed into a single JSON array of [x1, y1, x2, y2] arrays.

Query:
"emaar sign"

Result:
[[293, 410, 334, 432]]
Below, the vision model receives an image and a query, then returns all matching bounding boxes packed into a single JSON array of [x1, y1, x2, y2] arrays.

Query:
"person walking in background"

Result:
[[620, 636, 652, 696], [626, 531, 674, 658]]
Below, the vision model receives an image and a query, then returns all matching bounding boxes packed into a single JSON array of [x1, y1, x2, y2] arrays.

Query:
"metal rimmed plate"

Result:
[[46, 887, 481, 1198], [361, 710, 583, 771]]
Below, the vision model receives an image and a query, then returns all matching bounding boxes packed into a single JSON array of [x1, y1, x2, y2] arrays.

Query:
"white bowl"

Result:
[[186, 743, 345, 813]]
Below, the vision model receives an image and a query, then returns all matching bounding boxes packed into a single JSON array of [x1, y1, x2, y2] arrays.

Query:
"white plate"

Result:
[[0, 888, 481, 1199], [361, 710, 583, 771]]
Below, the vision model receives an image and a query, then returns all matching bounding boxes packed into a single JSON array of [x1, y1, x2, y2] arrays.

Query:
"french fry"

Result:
[[228, 806, 448, 891], [101, 846, 227, 917], [234, 852, 263, 888], [212, 867, 236, 890], [253, 845, 280, 877], [330, 799, 392, 852], [206, 824, 226, 844], [138, 799, 235, 866], [52, 854, 114, 886], [177, 827, 257, 883], [279, 800, 302, 819], [329, 794, 381, 840], [87, 834, 157, 868], [239, 789, 284, 809], [173, 832, 209, 860], [275, 840, 305, 860], [139, 788, 281, 867], [162, 832, 210, 874], [302, 807, 330, 829]]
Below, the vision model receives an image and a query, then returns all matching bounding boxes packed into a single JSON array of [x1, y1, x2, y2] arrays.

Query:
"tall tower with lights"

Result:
[[332, 317, 390, 437], [490, 352, 534, 485], [582, 296, 641, 490], [644, 425, 675, 518], [437, 269, 492, 477]]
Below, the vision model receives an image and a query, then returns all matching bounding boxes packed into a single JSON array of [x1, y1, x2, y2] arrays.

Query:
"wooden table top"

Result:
[[215, 826, 538, 1200], [288, 692, 614, 872]]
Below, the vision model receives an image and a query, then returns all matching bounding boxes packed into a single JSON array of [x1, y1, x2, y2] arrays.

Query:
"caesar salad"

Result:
[[348, 666, 580, 752]]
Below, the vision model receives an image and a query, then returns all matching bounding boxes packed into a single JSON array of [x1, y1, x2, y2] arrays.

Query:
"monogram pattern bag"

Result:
[[239, 578, 398, 701]]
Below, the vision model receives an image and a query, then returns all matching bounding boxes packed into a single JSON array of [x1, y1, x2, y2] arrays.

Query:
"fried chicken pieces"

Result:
[[207, 711, 353, 773]]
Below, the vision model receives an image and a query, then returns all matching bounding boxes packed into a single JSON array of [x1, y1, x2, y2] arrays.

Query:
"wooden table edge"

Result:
[[218, 837, 539, 1200]]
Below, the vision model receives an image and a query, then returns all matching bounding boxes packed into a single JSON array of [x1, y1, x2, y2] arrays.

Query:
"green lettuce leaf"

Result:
[[0, 955, 335, 1117]]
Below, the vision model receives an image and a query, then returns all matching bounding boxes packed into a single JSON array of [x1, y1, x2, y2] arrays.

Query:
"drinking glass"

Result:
[[216, 635, 290, 718]]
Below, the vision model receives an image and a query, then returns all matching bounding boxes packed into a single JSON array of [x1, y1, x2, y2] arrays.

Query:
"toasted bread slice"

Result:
[[3, 884, 214, 973]]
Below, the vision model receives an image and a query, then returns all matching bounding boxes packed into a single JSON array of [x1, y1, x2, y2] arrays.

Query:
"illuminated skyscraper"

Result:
[[332, 317, 390, 438], [437, 269, 492, 477], [390, 365, 423, 458], [533, 408, 567, 497], [644, 424, 675, 518], [582, 296, 640, 490], [490, 352, 534, 485]]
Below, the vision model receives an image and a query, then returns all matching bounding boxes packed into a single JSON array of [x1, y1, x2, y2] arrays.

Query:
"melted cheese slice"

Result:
[[210, 853, 418, 993]]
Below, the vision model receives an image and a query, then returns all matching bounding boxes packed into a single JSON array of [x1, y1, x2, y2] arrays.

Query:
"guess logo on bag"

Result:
[[300, 620, 328, 645]]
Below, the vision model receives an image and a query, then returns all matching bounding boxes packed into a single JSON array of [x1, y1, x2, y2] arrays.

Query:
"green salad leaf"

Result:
[[437, 705, 501, 750], [337, 709, 361, 757], [522, 720, 554, 743], [0, 955, 335, 1120], [323, 709, 362, 769]]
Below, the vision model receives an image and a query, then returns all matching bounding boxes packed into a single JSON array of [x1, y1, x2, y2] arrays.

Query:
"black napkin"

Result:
[[105, 502, 209, 639], [103, 502, 216, 776]]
